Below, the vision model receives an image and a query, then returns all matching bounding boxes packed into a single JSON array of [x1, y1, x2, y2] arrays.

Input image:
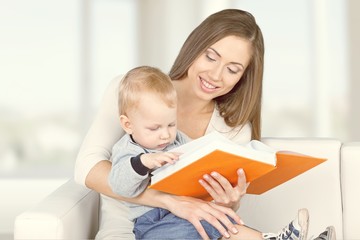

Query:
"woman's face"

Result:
[[187, 35, 252, 101]]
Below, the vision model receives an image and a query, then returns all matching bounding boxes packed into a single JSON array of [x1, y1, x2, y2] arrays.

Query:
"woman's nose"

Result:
[[209, 65, 223, 81]]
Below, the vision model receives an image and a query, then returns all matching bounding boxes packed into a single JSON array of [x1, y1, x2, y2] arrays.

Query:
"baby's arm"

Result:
[[108, 137, 150, 198], [108, 151, 180, 198]]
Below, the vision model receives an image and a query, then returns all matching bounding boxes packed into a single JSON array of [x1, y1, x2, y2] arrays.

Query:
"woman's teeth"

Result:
[[202, 79, 216, 89]]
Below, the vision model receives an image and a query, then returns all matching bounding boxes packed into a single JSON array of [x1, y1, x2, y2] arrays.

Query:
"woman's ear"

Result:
[[119, 115, 132, 134]]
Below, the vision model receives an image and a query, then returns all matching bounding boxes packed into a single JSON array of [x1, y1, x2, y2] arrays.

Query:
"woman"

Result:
[[74, 9, 335, 240]]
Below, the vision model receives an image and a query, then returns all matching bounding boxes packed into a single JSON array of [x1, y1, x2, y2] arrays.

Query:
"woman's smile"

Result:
[[200, 77, 218, 92]]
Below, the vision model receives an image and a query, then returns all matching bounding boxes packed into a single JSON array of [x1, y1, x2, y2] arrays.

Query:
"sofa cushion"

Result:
[[341, 142, 360, 240], [239, 138, 343, 238]]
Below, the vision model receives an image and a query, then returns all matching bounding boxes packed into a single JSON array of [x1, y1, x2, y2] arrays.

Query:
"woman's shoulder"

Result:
[[99, 74, 125, 104]]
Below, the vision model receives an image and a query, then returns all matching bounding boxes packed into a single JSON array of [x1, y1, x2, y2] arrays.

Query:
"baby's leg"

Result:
[[225, 208, 309, 240], [135, 208, 237, 239]]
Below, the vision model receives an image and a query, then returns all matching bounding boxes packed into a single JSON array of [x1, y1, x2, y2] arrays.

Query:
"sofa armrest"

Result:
[[239, 138, 343, 238], [14, 179, 99, 240], [341, 142, 360, 240]]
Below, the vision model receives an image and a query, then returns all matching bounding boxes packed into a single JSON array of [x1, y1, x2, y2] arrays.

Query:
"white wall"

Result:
[[134, 0, 353, 142]]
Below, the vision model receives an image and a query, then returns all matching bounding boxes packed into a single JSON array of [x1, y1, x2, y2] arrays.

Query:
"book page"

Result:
[[246, 140, 277, 154], [151, 132, 277, 181]]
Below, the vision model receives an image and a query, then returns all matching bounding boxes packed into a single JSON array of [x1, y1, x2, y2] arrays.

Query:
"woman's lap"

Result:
[[96, 194, 135, 240]]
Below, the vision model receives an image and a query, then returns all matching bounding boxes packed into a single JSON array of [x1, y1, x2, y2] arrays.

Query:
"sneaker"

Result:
[[262, 208, 309, 240], [313, 226, 336, 240]]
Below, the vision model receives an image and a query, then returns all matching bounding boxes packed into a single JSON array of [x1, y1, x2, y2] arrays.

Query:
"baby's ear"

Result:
[[119, 115, 132, 134]]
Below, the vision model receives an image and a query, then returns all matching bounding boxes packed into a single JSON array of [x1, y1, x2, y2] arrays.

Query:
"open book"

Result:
[[149, 132, 326, 200]]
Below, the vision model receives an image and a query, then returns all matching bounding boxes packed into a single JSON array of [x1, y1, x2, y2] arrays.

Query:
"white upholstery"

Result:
[[240, 138, 343, 239], [341, 142, 360, 240], [14, 138, 360, 239], [14, 179, 99, 239]]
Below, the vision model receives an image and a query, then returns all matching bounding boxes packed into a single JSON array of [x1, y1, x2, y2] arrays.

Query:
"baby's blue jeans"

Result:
[[134, 208, 236, 240]]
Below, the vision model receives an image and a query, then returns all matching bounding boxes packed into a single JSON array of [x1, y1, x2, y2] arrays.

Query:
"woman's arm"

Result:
[[74, 76, 125, 186]]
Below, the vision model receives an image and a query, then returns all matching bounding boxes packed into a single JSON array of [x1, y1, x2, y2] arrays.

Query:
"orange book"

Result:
[[149, 132, 326, 200]]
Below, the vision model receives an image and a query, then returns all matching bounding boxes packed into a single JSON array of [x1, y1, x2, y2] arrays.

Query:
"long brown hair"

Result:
[[169, 9, 264, 140]]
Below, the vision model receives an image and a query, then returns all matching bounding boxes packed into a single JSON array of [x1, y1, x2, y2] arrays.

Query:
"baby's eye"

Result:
[[148, 126, 159, 131]]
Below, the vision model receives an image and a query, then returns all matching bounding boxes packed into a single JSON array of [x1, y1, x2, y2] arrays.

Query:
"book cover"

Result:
[[148, 132, 326, 200]]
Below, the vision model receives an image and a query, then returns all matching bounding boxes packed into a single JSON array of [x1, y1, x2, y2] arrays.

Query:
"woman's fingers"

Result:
[[200, 171, 242, 208], [198, 178, 216, 197], [211, 172, 240, 202], [189, 211, 229, 239], [191, 200, 236, 238], [209, 201, 244, 231], [187, 218, 210, 240], [166, 196, 239, 239], [236, 168, 248, 196]]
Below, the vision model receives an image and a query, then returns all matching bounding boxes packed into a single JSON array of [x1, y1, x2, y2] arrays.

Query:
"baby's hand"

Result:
[[140, 152, 181, 169]]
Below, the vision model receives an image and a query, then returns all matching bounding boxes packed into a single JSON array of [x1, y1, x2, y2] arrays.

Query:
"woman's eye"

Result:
[[206, 53, 216, 62], [227, 67, 237, 74], [227, 66, 240, 74]]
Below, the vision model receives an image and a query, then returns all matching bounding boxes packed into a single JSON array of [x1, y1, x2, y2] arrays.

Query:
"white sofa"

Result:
[[14, 138, 360, 240]]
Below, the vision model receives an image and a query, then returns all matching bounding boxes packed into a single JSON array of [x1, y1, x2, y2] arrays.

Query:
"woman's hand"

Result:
[[199, 168, 248, 210], [165, 195, 244, 240]]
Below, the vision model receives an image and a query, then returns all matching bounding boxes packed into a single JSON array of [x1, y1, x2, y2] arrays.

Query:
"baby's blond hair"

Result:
[[118, 66, 177, 116]]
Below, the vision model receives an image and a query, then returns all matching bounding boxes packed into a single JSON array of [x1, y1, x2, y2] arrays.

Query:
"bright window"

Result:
[[0, 0, 136, 178]]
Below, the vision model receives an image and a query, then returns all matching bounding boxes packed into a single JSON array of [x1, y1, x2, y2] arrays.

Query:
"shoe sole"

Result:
[[298, 208, 309, 240]]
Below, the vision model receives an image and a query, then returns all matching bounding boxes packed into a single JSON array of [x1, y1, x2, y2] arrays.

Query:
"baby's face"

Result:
[[127, 93, 177, 150]]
